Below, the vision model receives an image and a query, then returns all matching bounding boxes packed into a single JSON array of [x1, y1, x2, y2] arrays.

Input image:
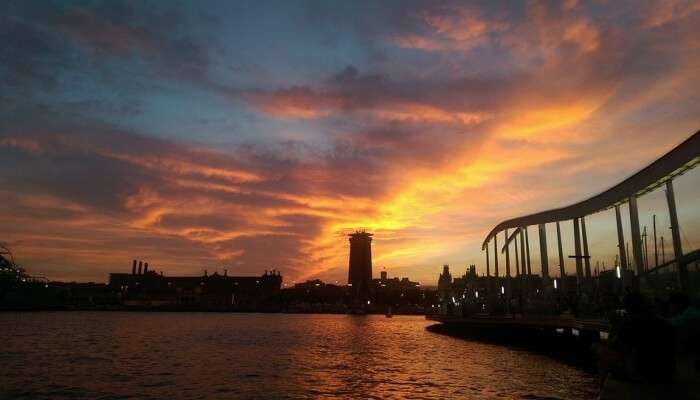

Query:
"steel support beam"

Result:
[[666, 180, 688, 291], [556, 221, 565, 289], [504, 230, 512, 302], [494, 234, 499, 277], [485, 243, 490, 278], [524, 226, 532, 276], [505, 229, 511, 277], [573, 218, 584, 293], [628, 196, 644, 276], [520, 228, 528, 297], [538, 224, 549, 280], [520, 229, 527, 275], [485, 242, 491, 297], [615, 205, 628, 272], [653, 214, 658, 268], [514, 234, 520, 277], [581, 217, 591, 279]]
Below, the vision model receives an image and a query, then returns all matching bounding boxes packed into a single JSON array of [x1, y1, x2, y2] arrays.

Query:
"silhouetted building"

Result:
[[452, 265, 484, 294], [348, 231, 373, 302], [437, 264, 452, 301], [372, 271, 422, 310], [109, 261, 282, 310]]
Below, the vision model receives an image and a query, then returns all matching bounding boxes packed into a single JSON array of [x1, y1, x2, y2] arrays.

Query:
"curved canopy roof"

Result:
[[482, 130, 700, 250]]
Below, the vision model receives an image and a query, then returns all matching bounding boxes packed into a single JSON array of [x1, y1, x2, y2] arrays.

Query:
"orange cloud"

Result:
[[392, 4, 508, 51], [2, 0, 699, 286]]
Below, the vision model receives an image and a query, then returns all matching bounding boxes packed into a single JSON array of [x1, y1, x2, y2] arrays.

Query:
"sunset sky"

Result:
[[1, 1, 699, 284]]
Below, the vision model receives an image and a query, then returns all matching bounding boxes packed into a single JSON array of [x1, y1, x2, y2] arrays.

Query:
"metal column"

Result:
[[514, 234, 520, 277], [520, 230, 527, 275], [556, 221, 565, 291], [573, 218, 584, 293], [486, 243, 490, 278], [628, 196, 644, 276], [524, 226, 532, 276], [615, 205, 628, 272], [538, 224, 549, 280], [494, 234, 499, 277], [653, 214, 658, 268], [505, 230, 511, 277], [581, 217, 591, 279], [666, 180, 687, 291], [520, 229, 528, 298], [485, 243, 491, 298], [504, 230, 512, 302]]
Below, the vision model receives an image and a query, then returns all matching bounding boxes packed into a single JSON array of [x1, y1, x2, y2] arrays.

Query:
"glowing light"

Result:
[[553, 279, 558, 289], [501, 286, 505, 294], [616, 266, 621, 279]]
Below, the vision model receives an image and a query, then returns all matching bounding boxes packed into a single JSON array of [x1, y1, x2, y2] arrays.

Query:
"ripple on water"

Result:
[[0, 313, 597, 399]]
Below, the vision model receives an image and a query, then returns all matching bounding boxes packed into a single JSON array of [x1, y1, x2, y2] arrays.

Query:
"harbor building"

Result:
[[109, 260, 282, 309]]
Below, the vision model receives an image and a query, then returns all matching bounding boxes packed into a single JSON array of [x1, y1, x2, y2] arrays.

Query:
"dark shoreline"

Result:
[[425, 322, 600, 373]]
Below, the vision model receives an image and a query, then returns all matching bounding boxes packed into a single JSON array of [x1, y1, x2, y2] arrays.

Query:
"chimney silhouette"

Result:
[[132, 260, 137, 275], [144, 262, 148, 274], [138, 261, 143, 275], [224, 269, 227, 277]]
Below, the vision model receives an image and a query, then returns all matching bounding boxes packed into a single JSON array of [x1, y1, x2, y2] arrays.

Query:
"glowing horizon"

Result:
[[1, 1, 699, 285]]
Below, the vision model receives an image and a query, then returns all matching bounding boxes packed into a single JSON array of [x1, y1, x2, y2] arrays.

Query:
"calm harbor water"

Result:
[[0, 313, 597, 399]]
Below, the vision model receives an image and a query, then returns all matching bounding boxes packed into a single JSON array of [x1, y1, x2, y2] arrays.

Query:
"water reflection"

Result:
[[0, 313, 597, 399]]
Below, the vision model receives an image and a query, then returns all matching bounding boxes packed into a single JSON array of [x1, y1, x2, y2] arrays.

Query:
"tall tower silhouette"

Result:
[[348, 231, 373, 301]]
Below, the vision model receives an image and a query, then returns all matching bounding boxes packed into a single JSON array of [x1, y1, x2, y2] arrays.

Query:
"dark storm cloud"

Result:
[[0, 16, 68, 91], [1, 0, 211, 91]]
